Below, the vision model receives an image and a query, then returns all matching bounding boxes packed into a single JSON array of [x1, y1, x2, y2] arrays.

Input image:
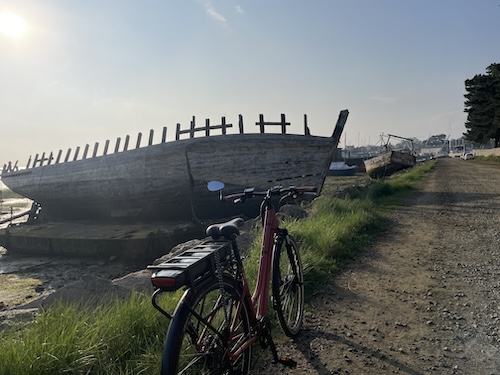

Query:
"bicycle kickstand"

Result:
[[261, 318, 297, 368]]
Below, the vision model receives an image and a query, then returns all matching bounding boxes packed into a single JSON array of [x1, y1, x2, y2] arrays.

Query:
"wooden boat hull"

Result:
[[364, 151, 416, 178], [0, 110, 349, 256], [1, 133, 338, 221]]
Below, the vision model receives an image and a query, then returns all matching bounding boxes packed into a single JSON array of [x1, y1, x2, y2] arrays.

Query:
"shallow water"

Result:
[[0, 181, 33, 228]]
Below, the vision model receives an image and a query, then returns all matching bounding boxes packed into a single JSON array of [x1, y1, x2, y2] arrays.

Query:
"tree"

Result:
[[424, 134, 447, 147], [464, 63, 500, 146]]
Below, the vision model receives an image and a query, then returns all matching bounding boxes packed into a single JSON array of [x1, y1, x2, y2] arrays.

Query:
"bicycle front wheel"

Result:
[[272, 234, 304, 337], [161, 275, 252, 375]]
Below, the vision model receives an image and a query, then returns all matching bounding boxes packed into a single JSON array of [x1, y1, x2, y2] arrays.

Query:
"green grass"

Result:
[[0, 294, 167, 375], [287, 197, 381, 297], [474, 155, 500, 163], [0, 161, 436, 374]]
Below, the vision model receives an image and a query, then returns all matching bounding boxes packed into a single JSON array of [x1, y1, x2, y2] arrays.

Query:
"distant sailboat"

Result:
[[328, 161, 358, 176]]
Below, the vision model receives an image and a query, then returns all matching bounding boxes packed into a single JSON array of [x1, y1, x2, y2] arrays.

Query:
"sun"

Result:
[[0, 11, 27, 38]]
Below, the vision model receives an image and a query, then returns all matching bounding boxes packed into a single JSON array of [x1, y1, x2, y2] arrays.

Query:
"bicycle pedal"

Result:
[[277, 357, 297, 368]]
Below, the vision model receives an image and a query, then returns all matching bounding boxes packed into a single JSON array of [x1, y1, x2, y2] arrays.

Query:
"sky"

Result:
[[0, 0, 499, 167]]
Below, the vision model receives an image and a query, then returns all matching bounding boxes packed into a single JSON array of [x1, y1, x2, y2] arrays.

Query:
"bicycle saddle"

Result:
[[206, 218, 244, 240]]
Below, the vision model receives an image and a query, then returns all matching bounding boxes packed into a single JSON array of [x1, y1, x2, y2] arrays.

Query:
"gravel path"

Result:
[[252, 158, 500, 375]]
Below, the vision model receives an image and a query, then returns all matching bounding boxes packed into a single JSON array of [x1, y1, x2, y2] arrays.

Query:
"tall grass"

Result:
[[287, 197, 381, 297], [0, 161, 435, 374], [0, 293, 166, 375]]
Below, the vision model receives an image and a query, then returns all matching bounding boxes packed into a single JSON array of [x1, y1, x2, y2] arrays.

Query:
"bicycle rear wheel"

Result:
[[272, 234, 304, 337], [161, 275, 252, 375]]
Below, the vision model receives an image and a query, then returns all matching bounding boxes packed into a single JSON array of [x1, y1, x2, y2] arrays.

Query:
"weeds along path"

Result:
[[252, 158, 500, 375]]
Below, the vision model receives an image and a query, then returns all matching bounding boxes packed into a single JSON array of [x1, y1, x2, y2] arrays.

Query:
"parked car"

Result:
[[461, 152, 474, 160]]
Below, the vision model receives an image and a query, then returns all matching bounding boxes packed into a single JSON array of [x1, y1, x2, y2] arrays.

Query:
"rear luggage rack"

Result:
[[148, 240, 232, 291]]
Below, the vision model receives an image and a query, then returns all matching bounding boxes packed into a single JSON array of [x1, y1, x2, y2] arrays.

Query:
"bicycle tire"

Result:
[[161, 275, 252, 375], [272, 234, 304, 337]]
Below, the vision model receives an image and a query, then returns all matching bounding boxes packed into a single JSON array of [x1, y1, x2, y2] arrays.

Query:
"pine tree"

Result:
[[464, 63, 500, 146]]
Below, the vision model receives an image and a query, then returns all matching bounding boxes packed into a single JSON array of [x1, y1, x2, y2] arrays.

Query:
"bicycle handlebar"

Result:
[[222, 185, 317, 203]]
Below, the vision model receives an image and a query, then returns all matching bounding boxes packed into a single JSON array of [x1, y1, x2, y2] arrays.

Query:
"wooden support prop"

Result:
[[56, 150, 62, 164], [304, 114, 310, 135], [64, 149, 71, 163], [26, 156, 32, 169], [0, 208, 32, 225], [136, 133, 142, 149], [48, 152, 54, 165]]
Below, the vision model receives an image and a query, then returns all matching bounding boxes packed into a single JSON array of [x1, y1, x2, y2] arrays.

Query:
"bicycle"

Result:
[[148, 182, 316, 374]]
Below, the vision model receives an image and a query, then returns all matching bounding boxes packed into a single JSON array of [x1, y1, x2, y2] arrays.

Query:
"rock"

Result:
[[112, 269, 154, 295], [35, 285, 44, 293], [21, 275, 133, 310]]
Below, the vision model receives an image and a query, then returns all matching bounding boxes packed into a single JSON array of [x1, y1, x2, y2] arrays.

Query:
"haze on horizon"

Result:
[[1, 1, 499, 166]]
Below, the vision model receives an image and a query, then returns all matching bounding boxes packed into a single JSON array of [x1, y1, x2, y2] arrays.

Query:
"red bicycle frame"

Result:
[[228, 193, 281, 360], [252, 200, 277, 319]]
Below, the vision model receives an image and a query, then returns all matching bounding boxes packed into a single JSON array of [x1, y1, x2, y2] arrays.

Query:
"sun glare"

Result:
[[0, 11, 27, 38]]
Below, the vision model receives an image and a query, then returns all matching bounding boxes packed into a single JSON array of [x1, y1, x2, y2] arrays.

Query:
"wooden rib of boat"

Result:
[[1, 110, 349, 223]]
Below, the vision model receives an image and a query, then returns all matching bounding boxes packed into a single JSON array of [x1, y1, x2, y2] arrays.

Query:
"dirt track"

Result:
[[253, 158, 500, 375]]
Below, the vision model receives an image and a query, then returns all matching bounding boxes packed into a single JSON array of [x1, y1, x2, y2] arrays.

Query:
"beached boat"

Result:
[[364, 134, 416, 178], [1, 110, 349, 223], [328, 161, 358, 176]]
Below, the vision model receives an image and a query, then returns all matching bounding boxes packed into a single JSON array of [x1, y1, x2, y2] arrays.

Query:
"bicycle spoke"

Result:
[[273, 236, 304, 337], [162, 277, 252, 374]]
